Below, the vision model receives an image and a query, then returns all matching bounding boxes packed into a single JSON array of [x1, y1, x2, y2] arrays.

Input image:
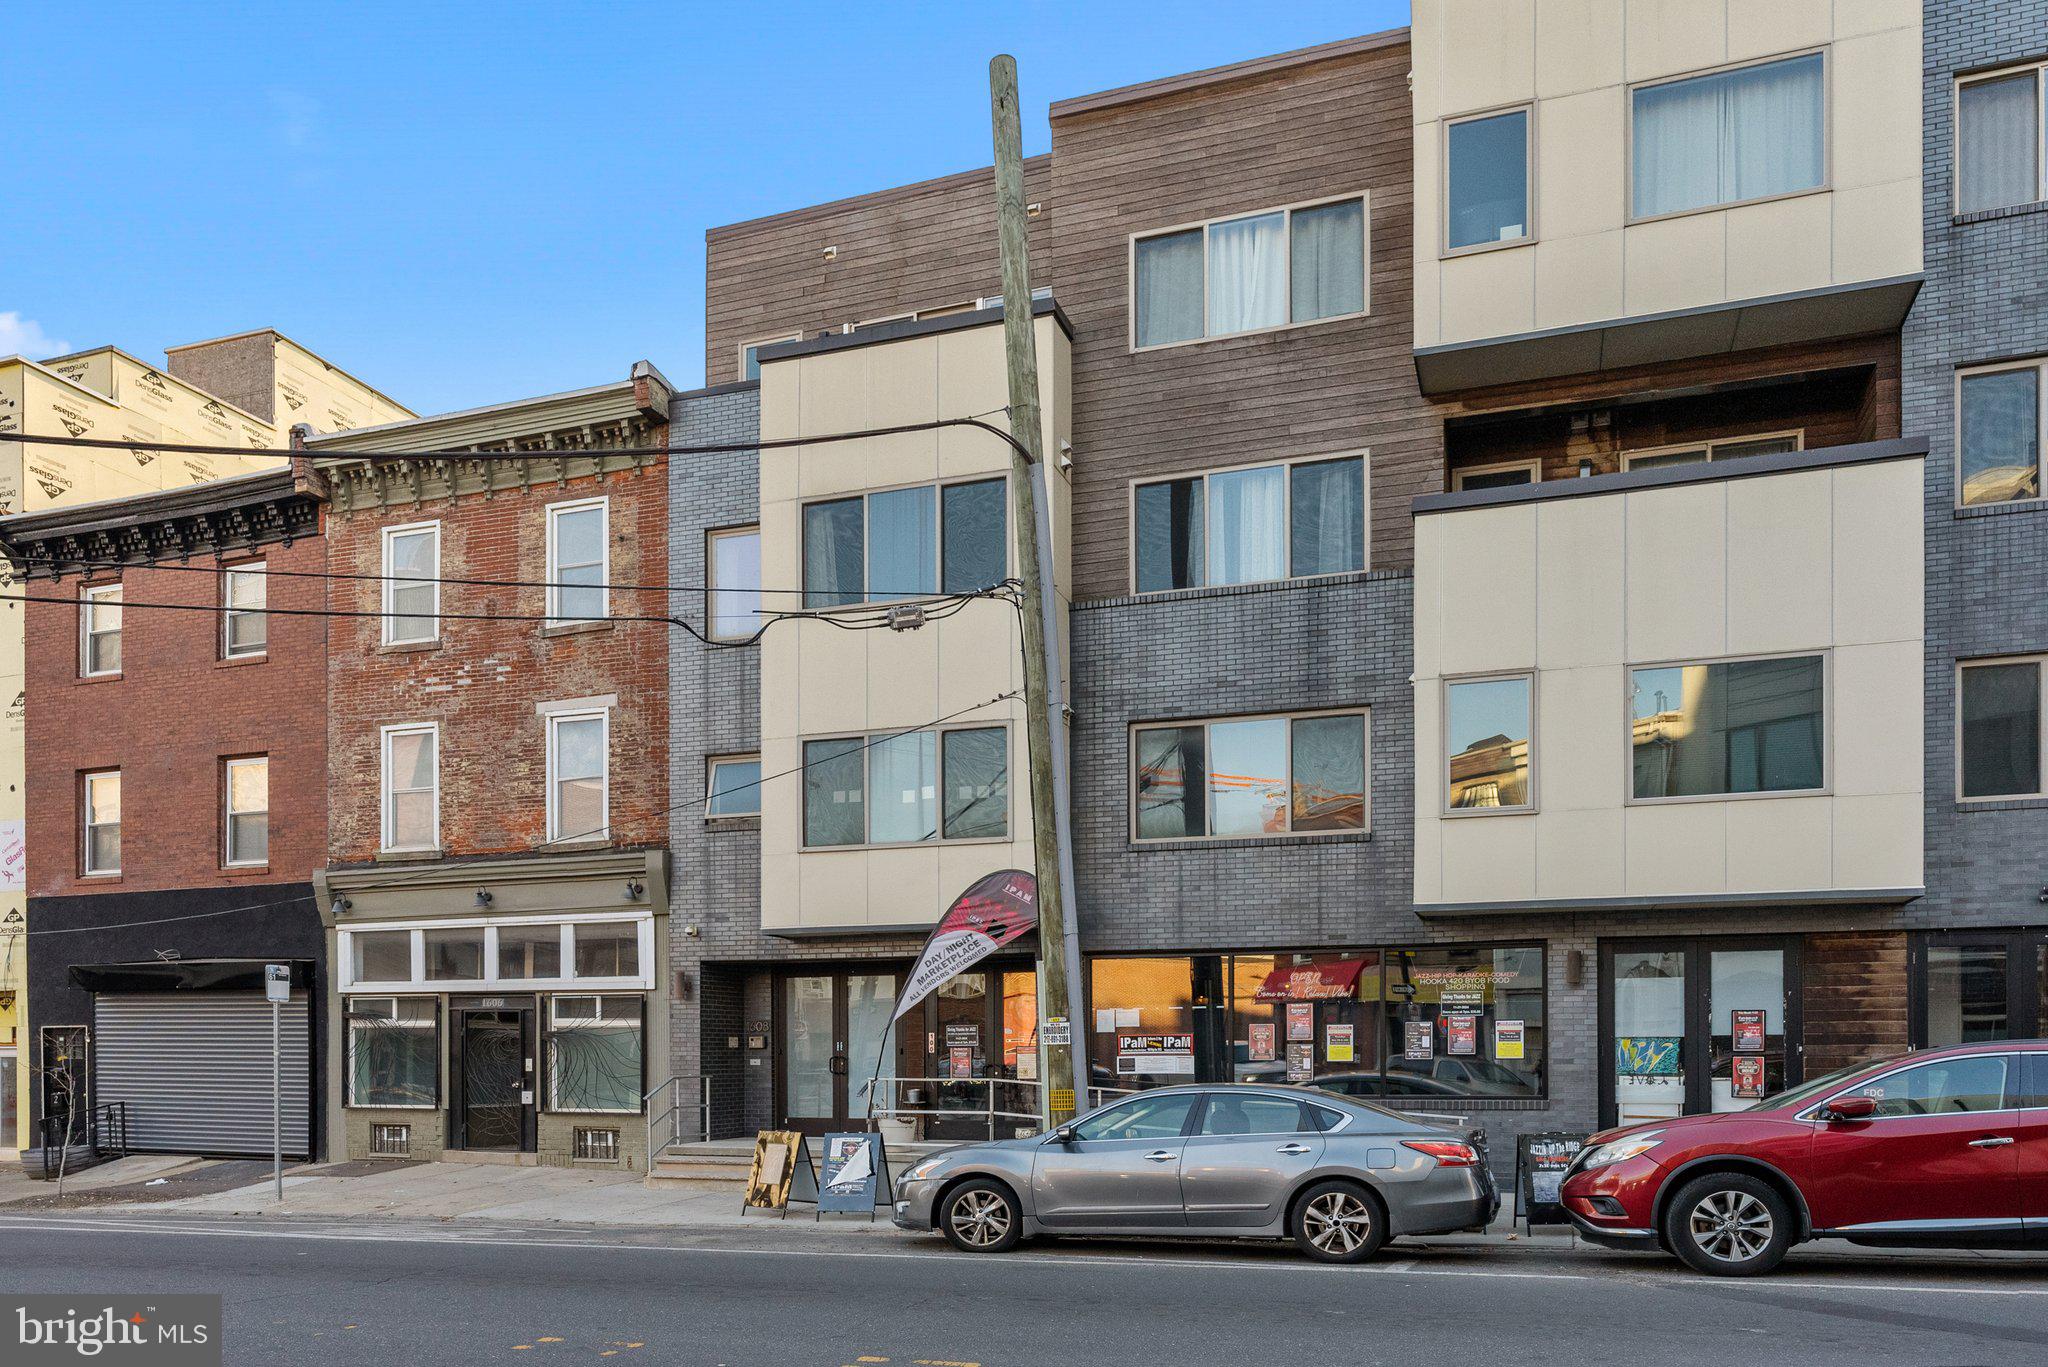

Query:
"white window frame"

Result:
[[82, 768, 121, 876], [545, 495, 610, 624], [1954, 62, 2048, 215], [1625, 48, 1831, 226], [1441, 671, 1538, 817], [1128, 707, 1371, 844], [338, 912, 656, 992], [706, 753, 763, 820], [223, 755, 269, 868], [379, 722, 440, 853], [1956, 358, 2048, 507], [546, 994, 645, 1115], [220, 561, 267, 659], [545, 707, 611, 844], [1623, 649, 1832, 806], [706, 525, 762, 642], [1441, 103, 1537, 258], [1128, 192, 1371, 352], [344, 995, 440, 1110], [1450, 458, 1542, 491], [1126, 451, 1370, 595], [1620, 430, 1805, 472], [81, 582, 122, 678], [800, 475, 1010, 610], [800, 722, 1012, 850], [1956, 655, 2048, 802], [380, 521, 441, 645], [739, 332, 802, 381]]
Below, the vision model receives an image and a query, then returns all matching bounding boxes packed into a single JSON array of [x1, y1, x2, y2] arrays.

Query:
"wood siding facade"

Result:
[[1802, 931, 1911, 1077]]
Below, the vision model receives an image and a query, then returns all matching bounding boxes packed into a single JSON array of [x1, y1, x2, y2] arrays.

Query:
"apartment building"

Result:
[[305, 364, 674, 1170], [0, 468, 330, 1160]]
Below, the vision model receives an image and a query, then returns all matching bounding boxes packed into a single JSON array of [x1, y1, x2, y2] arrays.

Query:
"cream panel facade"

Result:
[[757, 315, 1071, 932], [1414, 455, 1925, 908], [1413, 0, 1922, 348]]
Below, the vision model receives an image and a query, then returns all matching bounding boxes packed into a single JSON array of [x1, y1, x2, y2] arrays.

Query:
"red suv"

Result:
[[1560, 1042, 2047, 1275]]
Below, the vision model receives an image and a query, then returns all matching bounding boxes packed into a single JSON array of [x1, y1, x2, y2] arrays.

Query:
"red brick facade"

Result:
[[23, 537, 330, 896], [322, 461, 670, 864]]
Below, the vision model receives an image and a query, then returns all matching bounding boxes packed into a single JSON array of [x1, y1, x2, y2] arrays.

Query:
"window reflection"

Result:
[[1445, 677, 1531, 810], [1631, 656, 1824, 799]]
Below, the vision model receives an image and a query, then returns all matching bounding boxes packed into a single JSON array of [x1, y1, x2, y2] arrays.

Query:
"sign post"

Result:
[[264, 964, 289, 1203]]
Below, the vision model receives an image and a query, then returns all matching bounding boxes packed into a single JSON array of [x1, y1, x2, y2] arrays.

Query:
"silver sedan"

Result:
[[891, 1085, 1498, 1262]]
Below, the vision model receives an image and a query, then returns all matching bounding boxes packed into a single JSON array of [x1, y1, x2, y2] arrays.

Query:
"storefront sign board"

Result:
[[818, 1131, 891, 1218], [1286, 1003, 1314, 1042], [1514, 1132, 1587, 1228], [1404, 1019, 1434, 1060], [1324, 1023, 1354, 1063], [742, 1130, 817, 1216], [1732, 1009, 1766, 1053], [1495, 1019, 1525, 1060]]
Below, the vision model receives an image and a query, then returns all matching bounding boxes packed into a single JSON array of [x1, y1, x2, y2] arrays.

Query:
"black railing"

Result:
[[38, 1102, 129, 1181]]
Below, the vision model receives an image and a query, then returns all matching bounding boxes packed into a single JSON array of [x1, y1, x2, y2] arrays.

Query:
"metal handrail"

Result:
[[38, 1102, 128, 1181], [864, 1075, 1141, 1141], [644, 1075, 712, 1157]]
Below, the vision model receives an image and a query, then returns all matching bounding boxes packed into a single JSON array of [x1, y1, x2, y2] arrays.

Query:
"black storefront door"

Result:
[[452, 1006, 535, 1152], [1912, 929, 2048, 1045]]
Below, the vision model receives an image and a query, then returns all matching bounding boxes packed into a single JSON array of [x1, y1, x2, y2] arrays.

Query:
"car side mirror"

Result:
[[1049, 1124, 1077, 1144], [1822, 1095, 1877, 1122]]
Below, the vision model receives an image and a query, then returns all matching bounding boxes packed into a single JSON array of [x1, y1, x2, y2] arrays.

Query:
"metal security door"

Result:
[[454, 1008, 535, 1152], [93, 992, 310, 1158]]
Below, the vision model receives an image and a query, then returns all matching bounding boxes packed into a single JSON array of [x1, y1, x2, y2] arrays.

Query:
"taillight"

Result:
[[1402, 1140, 1481, 1168]]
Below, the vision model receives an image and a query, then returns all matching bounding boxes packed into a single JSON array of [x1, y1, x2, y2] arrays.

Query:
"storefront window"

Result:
[[347, 997, 437, 1107], [424, 928, 484, 981], [546, 996, 643, 1113], [1087, 957, 1206, 1092], [1925, 944, 2012, 1045], [1227, 953, 1379, 1089], [1612, 949, 1687, 1124], [572, 922, 640, 978], [1382, 946, 1545, 1099]]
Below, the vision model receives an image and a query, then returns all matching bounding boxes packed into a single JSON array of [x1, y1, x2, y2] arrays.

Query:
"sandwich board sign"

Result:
[[817, 1131, 892, 1220], [741, 1131, 818, 1217]]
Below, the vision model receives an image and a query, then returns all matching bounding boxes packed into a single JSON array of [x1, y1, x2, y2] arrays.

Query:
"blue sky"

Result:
[[10, 1, 1409, 417]]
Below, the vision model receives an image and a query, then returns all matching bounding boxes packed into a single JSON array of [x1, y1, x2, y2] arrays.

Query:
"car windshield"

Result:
[[1746, 1059, 1884, 1112]]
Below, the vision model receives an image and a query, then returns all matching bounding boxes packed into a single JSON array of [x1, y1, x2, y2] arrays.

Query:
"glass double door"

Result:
[[781, 971, 899, 1136], [1601, 938, 1802, 1128]]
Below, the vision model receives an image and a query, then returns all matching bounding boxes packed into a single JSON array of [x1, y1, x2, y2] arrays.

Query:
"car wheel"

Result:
[[1663, 1172, 1792, 1276], [939, 1178, 1023, 1254], [1290, 1179, 1388, 1264]]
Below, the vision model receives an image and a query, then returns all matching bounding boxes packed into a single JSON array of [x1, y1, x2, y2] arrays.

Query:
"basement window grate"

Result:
[[574, 1128, 621, 1163], [370, 1124, 411, 1157]]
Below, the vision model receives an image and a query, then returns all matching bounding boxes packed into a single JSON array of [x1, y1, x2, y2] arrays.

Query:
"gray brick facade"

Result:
[[1912, 0, 2048, 934]]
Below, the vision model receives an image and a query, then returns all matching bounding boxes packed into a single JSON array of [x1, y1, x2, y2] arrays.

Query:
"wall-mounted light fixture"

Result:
[[624, 880, 645, 902], [475, 889, 494, 907]]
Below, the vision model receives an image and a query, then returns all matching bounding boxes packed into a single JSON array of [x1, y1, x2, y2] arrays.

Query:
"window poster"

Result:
[[1446, 1013, 1478, 1056], [949, 1045, 974, 1079], [1731, 1054, 1766, 1099], [1286, 1002, 1315, 1042], [1495, 1019, 1526, 1061], [1404, 1019, 1434, 1060], [1286, 1041, 1315, 1083], [1732, 1009, 1766, 1053], [1248, 1022, 1276, 1062], [1016, 1048, 1038, 1081], [1325, 1023, 1354, 1063], [1117, 1033, 1196, 1075]]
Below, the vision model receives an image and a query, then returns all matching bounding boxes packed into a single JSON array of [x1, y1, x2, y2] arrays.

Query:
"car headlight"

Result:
[[1576, 1130, 1664, 1170], [906, 1156, 950, 1182]]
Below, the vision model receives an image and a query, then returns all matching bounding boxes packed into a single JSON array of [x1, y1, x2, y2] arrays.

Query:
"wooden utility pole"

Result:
[[990, 53, 1085, 1126]]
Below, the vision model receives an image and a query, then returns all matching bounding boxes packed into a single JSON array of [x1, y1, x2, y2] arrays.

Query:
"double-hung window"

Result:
[[381, 522, 440, 644], [346, 997, 438, 1108], [1622, 431, 1803, 473], [1957, 62, 2047, 214], [1959, 359, 2046, 506], [82, 769, 121, 875], [1133, 710, 1367, 841], [707, 526, 762, 640], [1960, 657, 2047, 800], [706, 754, 762, 819], [81, 583, 122, 677], [1133, 455, 1365, 592], [547, 996, 644, 1113], [1444, 675, 1534, 812], [380, 723, 439, 852], [1445, 108, 1532, 251], [221, 563, 267, 658], [803, 725, 1009, 847], [803, 478, 1005, 608], [546, 709, 609, 843], [547, 497, 608, 623], [224, 756, 269, 866], [1630, 655, 1826, 801], [1631, 52, 1825, 220], [1133, 195, 1366, 348]]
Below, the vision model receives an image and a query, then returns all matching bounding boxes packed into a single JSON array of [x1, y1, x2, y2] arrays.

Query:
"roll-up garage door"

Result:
[[93, 992, 311, 1158]]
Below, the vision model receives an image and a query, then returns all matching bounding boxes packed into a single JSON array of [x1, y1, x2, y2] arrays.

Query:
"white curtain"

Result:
[[1959, 72, 2039, 213], [1207, 465, 1286, 585], [1634, 54, 1822, 217], [1207, 212, 1286, 334], [1135, 229, 1204, 346]]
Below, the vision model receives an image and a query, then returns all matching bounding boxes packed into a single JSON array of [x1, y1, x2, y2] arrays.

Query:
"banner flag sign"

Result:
[[890, 870, 1037, 1023], [1514, 1132, 1587, 1228], [1732, 1009, 1767, 1053], [742, 1131, 818, 1217], [817, 1131, 892, 1219]]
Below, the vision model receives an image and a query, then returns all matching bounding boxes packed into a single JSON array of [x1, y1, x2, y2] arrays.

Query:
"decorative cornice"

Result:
[[0, 466, 324, 577]]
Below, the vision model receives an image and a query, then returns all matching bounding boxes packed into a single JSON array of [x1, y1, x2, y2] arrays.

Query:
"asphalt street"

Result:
[[2, 1215, 2046, 1366]]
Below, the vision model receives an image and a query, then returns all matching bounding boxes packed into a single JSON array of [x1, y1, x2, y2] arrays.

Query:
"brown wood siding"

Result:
[[1050, 40, 1440, 597], [704, 158, 1053, 387], [1802, 931, 1910, 1077]]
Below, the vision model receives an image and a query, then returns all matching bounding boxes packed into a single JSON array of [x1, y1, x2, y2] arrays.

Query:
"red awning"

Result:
[[1254, 959, 1367, 1002]]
